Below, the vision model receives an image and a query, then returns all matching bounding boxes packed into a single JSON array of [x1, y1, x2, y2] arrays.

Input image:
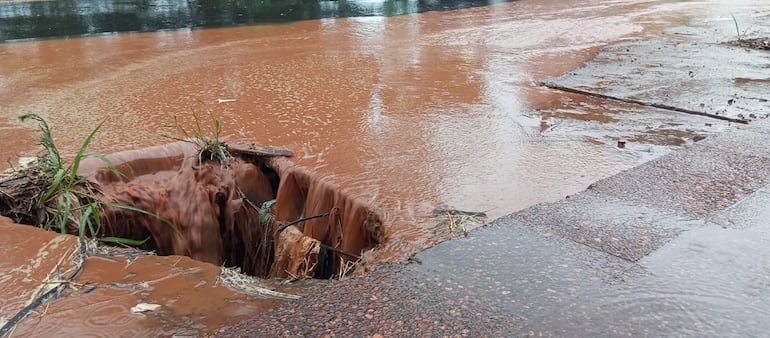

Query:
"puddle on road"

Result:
[[534, 90, 726, 161], [522, 221, 770, 337], [544, 6, 770, 123]]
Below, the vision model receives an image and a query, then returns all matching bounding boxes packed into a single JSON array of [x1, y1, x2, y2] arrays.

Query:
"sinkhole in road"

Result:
[[1, 141, 384, 280], [92, 142, 385, 279]]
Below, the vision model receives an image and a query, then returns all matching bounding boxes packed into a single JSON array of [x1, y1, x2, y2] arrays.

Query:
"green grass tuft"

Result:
[[20, 113, 177, 245], [161, 108, 230, 165], [731, 14, 744, 42], [20, 113, 110, 232]]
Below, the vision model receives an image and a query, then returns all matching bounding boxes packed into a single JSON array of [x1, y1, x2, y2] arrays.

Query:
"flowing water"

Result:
[[0, 0, 709, 260], [0, 0, 748, 335]]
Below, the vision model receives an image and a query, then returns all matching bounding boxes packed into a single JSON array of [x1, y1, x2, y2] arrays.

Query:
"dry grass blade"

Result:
[[338, 257, 360, 281], [217, 266, 300, 300]]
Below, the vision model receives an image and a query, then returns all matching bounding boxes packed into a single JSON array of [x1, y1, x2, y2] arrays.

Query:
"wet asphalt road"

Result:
[[219, 121, 770, 338], [218, 14, 770, 338]]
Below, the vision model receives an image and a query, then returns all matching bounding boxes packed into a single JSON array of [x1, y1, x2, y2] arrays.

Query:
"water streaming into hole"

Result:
[[76, 140, 383, 279]]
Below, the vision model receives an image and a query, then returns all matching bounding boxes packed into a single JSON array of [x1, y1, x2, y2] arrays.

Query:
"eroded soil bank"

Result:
[[2, 139, 385, 279], [1, 139, 386, 336], [0, 215, 302, 336]]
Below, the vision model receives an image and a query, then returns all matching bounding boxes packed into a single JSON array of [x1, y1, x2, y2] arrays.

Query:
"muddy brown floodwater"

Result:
[[0, 0, 705, 259], [0, 0, 755, 335]]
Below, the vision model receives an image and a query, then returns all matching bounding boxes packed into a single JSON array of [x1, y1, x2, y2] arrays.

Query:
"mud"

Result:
[[7, 241, 294, 337], [1, 137, 383, 335], [79, 141, 278, 276], [270, 157, 384, 276], [1, 0, 764, 335], [0, 0, 708, 243], [75, 140, 383, 278], [0, 216, 79, 332]]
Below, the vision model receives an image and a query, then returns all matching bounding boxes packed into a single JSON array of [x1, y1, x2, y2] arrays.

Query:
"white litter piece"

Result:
[[130, 303, 161, 313]]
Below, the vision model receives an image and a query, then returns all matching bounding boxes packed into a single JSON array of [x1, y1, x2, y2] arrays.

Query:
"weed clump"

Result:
[[162, 109, 230, 165], [1, 114, 155, 246]]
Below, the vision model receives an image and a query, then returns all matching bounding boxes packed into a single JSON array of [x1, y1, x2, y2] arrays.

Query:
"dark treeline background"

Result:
[[0, 0, 513, 41]]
